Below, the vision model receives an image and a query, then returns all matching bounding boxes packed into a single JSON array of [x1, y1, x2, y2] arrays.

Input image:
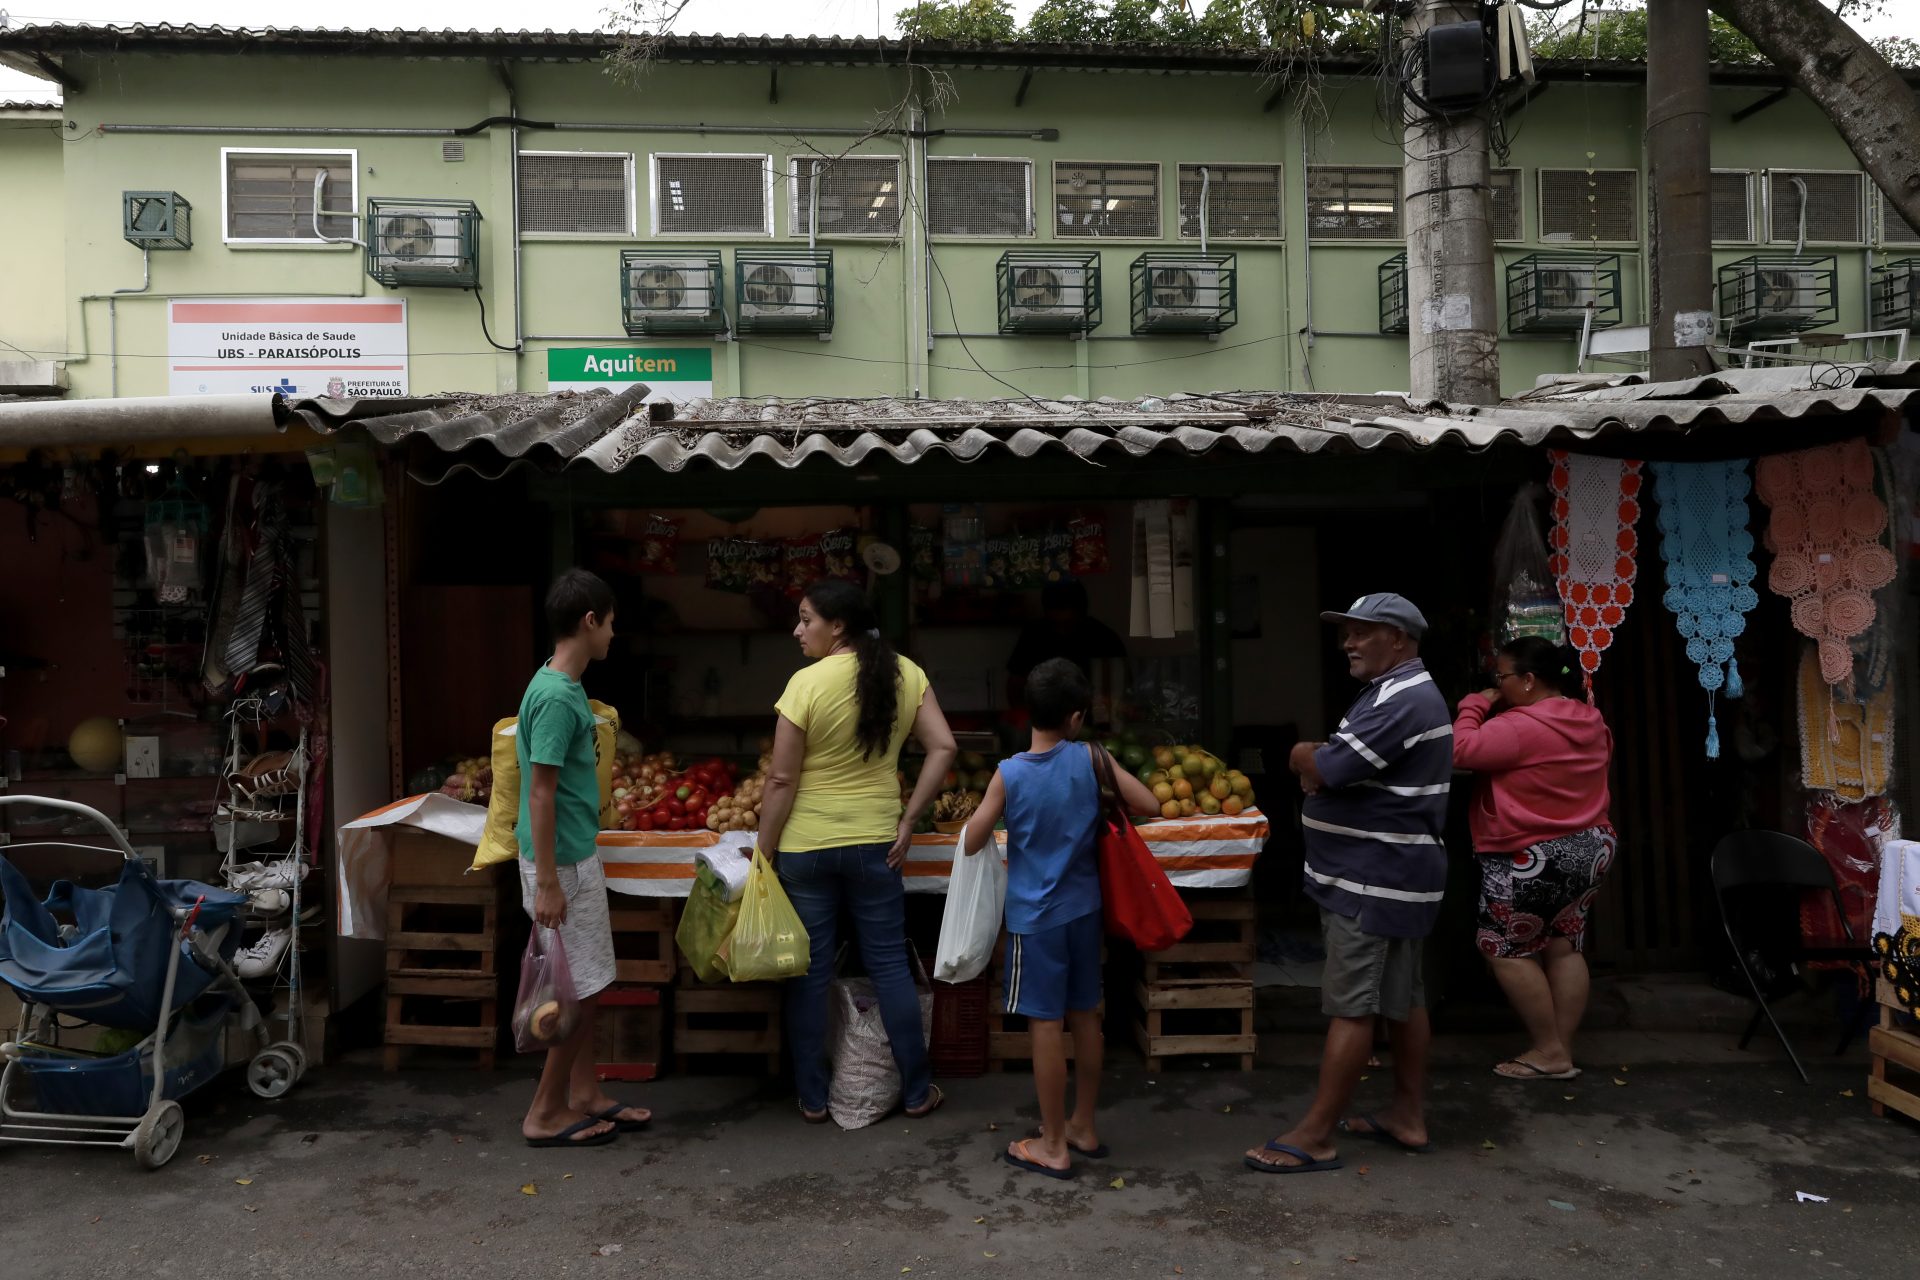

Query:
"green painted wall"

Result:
[[10, 50, 1911, 404], [0, 113, 68, 368]]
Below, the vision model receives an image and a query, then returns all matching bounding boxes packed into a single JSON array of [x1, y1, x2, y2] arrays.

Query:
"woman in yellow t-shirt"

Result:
[[757, 579, 958, 1123]]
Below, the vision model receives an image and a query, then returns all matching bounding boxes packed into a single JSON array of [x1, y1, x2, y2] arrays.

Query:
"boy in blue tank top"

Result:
[[963, 658, 1161, 1178]]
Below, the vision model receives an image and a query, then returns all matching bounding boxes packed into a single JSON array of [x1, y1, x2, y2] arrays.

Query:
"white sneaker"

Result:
[[226, 860, 308, 892], [235, 929, 290, 979], [247, 888, 290, 916]]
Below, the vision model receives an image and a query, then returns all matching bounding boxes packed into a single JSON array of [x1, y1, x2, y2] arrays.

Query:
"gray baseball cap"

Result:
[[1320, 593, 1428, 639]]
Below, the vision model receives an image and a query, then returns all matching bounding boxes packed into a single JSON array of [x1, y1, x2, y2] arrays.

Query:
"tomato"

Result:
[[686, 788, 708, 809], [665, 797, 685, 816], [692, 808, 708, 827], [636, 812, 655, 831], [667, 816, 686, 831]]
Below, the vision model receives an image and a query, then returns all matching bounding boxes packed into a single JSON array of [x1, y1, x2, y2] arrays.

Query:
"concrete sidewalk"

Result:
[[0, 1030, 1912, 1280]]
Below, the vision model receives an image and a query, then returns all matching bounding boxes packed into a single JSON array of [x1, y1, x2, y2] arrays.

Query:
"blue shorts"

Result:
[[1003, 910, 1103, 1021]]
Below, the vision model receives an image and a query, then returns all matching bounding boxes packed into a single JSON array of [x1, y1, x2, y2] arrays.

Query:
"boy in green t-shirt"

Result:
[[516, 568, 651, 1147]]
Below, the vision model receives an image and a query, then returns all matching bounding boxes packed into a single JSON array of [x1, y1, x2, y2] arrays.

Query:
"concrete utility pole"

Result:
[[1403, 0, 1501, 405], [1648, 0, 1715, 380]]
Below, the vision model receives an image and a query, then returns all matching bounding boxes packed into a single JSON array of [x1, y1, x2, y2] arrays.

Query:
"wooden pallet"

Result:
[[384, 860, 513, 1071], [673, 974, 782, 1075], [985, 986, 1104, 1071], [596, 986, 665, 1083], [1870, 978, 1920, 1124], [610, 897, 677, 986], [1140, 895, 1257, 982], [1132, 962, 1255, 1072]]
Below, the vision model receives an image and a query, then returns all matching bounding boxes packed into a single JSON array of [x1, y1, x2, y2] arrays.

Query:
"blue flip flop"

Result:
[[1004, 1138, 1077, 1180], [1243, 1140, 1343, 1174], [593, 1103, 652, 1133], [1339, 1113, 1433, 1154], [526, 1116, 618, 1148]]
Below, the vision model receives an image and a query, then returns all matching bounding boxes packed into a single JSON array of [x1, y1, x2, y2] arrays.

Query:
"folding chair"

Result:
[[1710, 830, 1875, 1084]]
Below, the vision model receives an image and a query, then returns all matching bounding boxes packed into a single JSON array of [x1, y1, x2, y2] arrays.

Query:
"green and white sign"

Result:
[[546, 347, 715, 404]]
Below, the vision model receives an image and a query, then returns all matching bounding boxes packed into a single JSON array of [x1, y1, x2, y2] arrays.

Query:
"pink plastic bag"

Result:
[[511, 927, 580, 1053]]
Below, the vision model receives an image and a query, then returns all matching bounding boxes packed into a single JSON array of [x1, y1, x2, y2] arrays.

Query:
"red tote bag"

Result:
[[1089, 745, 1193, 952]]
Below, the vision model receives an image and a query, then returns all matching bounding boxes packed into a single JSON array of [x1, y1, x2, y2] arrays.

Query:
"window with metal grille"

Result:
[[1767, 170, 1864, 244], [517, 152, 632, 236], [789, 156, 902, 238], [652, 154, 772, 237], [222, 148, 355, 241], [1177, 164, 1282, 240], [1712, 170, 1755, 242], [926, 158, 1032, 237], [1054, 162, 1160, 238], [1538, 168, 1638, 243], [1306, 166, 1401, 240], [1490, 167, 1521, 241], [1882, 189, 1920, 246]]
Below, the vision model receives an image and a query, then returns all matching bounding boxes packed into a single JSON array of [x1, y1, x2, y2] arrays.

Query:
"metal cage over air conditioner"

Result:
[[1870, 257, 1920, 331], [621, 250, 725, 337], [1506, 253, 1622, 335], [998, 251, 1101, 335], [1130, 252, 1237, 335], [1379, 252, 1409, 335], [1717, 255, 1837, 337], [365, 198, 481, 288], [734, 250, 834, 335], [123, 191, 192, 250]]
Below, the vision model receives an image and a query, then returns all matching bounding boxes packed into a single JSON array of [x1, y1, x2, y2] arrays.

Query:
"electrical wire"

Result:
[[470, 287, 521, 354]]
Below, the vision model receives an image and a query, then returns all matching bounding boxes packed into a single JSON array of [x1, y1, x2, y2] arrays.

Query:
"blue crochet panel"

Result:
[[1650, 460, 1760, 757]]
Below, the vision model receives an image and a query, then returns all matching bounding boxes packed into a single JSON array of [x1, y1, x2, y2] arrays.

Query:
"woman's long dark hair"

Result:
[[804, 579, 899, 760], [1500, 635, 1583, 697]]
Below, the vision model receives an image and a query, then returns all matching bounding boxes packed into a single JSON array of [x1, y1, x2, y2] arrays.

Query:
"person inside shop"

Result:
[[1005, 579, 1129, 713], [1244, 593, 1450, 1173], [756, 579, 959, 1124], [517, 568, 652, 1148], [1452, 636, 1616, 1081]]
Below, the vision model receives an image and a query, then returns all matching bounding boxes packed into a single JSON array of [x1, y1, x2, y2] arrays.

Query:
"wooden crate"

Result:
[[1132, 962, 1256, 1072], [596, 986, 665, 1083], [985, 986, 1104, 1071], [673, 974, 782, 1075], [384, 861, 514, 1071], [1870, 978, 1920, 1124], [610, 897, 678, 985], [1140, 895, 1257, 981]]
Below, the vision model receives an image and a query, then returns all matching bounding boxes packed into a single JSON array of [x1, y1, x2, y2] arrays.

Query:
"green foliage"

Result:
[[1529, 10, 1767, 63], [894, 0, 1019, 42], [895, 0, 1379, 51]]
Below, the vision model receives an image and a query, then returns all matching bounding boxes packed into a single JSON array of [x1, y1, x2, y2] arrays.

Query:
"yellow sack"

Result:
[[676, 863, 740, 984], [721, 850, 810, 982], [469, 699, 619, 871], [471, 716, 522, 870]]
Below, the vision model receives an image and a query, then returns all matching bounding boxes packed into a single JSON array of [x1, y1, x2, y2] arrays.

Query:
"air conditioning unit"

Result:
[[1008, 261, 1090, 323], [365, 198, 480, 288], [1535, 266, 1598, 322], [621, 251, 722, 336], [739, 261, 818, 319], [1756, 267, 1825, 324], [1144, 262, 1224, 320]]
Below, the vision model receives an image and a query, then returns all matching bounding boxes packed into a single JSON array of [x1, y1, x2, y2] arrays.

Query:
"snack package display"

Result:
[[1042, 528, 1075, 582], [784, 536, 824, 599], [982, 536, 1011, 590], [942, 504, 985, 587], [634, 514, 682, 574], [1008, 534, 1046, 590], [705, 537, 754, 593], [910, 524, 939, 581], [820, 527, 859, 582], [1069, 515, 1110, 575]]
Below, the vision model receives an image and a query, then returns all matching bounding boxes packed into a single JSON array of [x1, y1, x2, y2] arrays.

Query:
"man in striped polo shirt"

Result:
[[1245, 593, 1451, 1174]]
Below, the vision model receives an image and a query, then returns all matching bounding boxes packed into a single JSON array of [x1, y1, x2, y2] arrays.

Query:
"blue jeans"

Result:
[[777, 841, 933, 1113]]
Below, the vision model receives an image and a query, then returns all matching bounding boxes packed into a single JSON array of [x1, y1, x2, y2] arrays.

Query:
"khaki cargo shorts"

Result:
[[1319, 907, 1426, 1023]]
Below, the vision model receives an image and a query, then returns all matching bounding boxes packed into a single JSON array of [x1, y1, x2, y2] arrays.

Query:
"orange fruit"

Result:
[[1209, 777, 1232, 800], [1160, 800, 1182, 820], [1199, 793, 1221, 815], [1152, 781, 1174, 803], [1172, 779, 1194, 801], [1222, 795, 1245, 816]]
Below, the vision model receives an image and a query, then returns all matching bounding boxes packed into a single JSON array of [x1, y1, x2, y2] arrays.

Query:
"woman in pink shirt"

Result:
[[1454, 637, 1616, 1081]]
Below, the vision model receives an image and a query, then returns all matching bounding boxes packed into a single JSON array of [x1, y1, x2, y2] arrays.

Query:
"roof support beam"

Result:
[[1262, 84, 1286, 113], [1014, 69, 1033, 107], [769, 64, 779, 104], [1732, 86, 1792, 124]]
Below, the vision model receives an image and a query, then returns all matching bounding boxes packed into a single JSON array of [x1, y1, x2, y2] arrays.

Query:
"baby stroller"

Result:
[[0, 796, 306, 1169]]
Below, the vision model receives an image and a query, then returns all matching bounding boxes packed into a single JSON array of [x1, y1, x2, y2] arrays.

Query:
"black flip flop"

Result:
[[1026, 1125, 1110, 1159], [526, 1117, 618, 1148], [593, 1103, 652, 1133], [1243, 1140, 1343, 1175], [1003, 1138, 1076, 1180], [1339, 1113, 1433, 1154]]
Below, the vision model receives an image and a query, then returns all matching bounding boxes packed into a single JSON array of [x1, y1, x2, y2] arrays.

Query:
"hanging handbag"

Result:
[[1089, 744, 1193, 952]]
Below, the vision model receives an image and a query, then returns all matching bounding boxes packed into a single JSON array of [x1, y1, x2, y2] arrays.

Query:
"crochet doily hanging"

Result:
[[1548, 451, 1643, 684], [1649, 459, 1759, 758], [1755, 439, 1898, 688]]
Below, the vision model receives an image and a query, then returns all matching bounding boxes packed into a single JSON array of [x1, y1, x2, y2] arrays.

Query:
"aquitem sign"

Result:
[[545, 347, 715, 404]]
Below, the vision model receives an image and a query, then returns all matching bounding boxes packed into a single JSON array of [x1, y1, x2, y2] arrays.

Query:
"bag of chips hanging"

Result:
[[1069, 516, 1110, 575], [634, 514, 682, 574], [784, 536, 824, 599], [1042, 528, 1075, 582], [820, 527, 859, 582]]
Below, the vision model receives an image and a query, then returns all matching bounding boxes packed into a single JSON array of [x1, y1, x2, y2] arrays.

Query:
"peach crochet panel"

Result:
[[1548, 451, 1643, 682]]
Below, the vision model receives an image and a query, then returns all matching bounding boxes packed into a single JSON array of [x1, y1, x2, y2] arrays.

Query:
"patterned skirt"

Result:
[[1475, 826, 1618, 959]]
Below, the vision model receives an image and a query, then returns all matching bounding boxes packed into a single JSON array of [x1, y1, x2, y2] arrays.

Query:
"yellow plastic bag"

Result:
[[676, 863, 740, 984], [721, 850, 809, 982], [470, 700, 619, 872]]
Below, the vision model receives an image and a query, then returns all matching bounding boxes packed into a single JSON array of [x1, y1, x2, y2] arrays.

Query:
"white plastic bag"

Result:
[[934, 830, 1005, 984], [827, 953, 933, 1131]]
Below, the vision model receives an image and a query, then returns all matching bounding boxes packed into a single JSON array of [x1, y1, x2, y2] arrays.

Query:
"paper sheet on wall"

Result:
[[1129, 502, 1150, 637], [1170, 497, 1194, 634]]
